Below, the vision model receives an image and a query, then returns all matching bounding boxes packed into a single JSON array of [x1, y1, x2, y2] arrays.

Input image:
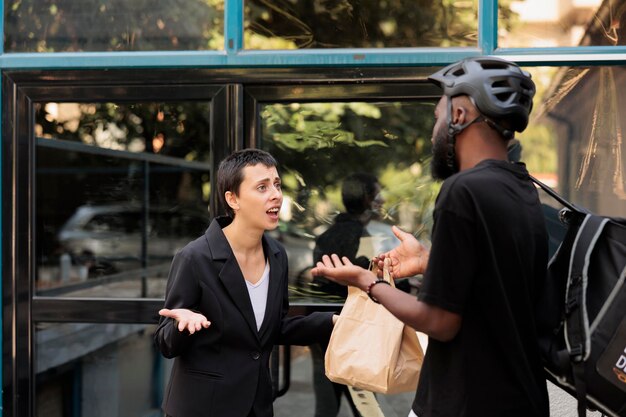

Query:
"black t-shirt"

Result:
[[413, 160, 550, 417]]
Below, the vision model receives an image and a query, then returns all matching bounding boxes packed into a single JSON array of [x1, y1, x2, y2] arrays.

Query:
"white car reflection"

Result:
[[57, 204, 210, 274]]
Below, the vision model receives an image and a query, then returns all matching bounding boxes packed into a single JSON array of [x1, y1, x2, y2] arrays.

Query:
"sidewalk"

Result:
[[273, 343, 602, 417], [273, 346, 414, 417]]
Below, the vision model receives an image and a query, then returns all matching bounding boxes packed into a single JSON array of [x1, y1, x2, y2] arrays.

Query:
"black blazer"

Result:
[[154, 216, 333, 417]]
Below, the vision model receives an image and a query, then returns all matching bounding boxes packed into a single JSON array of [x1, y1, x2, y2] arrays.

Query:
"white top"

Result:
[[245, 261, 270, 331]]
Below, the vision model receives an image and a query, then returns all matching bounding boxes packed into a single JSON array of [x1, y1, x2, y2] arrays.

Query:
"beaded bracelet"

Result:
[[366, 279, 391, 304]]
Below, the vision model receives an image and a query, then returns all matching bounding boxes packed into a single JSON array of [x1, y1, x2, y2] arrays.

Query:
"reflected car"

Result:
[[57, 203, 210, 274]]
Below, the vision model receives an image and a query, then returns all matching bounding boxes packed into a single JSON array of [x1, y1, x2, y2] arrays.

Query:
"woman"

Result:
[[154, 149, 335, 417]]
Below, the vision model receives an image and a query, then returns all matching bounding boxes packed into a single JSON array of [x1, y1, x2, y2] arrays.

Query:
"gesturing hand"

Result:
[[373, 226, 430, 279], [159, 308, 211, 334], [311, 254, 375, 292]]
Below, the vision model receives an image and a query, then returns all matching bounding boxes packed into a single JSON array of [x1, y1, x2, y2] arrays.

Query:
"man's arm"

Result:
[[312, 254, 461, 342], [367, 279, 461, 341]]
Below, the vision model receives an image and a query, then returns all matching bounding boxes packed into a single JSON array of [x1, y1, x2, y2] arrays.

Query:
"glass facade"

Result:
[[499, 0, 626, 48], [35, 101, 211, 297], [526, 66, 626, 217], [4, 0, 224, 52], [258, 101, 438, 300], [2, 0, 626, 416], [244, 0, 478, 49]]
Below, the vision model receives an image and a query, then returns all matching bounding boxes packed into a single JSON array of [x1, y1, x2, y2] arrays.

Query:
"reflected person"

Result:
[[154, 148, 336, 417], [311, 172, 384, 417]]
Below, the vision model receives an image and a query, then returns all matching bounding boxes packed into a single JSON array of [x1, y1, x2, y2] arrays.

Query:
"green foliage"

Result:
[[262, 101, 439, 234], [246, 0, 481, 48], [5, 0, 223, 52]]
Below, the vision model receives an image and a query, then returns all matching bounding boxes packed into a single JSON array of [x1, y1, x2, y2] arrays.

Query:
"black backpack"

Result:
[[531, 176, 626, 417]]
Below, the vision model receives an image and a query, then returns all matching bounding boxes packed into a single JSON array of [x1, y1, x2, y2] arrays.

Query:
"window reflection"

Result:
[[35, 323, 170, 417], [245, 0, 478, 49], [259, 101, 440, 301], [35, 102, 211, 297], [527, 66, 626, 217], [4, 0, 224, 52], [499, 0, 626, 48]]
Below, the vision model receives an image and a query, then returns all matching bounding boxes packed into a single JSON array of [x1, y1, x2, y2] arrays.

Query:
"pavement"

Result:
[[273, 340, 603, 417], [273, 346, 415, 417]]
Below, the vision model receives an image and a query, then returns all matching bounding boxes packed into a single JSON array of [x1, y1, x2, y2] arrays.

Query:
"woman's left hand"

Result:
[[159, 308, 211, 334]]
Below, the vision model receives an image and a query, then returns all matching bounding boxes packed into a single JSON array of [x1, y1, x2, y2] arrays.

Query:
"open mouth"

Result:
[[266, 207, 280, 218]]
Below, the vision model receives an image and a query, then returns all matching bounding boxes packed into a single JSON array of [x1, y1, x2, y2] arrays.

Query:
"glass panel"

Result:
[[245, 0, 478, 49], [525, 65, 626, 220], [5, 0, 224, 52], [499, 0, 626, 48], [258, 101, 439, 302], [35, 102, 211, 297], [35, 323, 171, 417]]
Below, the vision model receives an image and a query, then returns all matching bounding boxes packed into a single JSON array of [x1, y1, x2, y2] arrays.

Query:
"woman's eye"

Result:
[[258, 185, 267, 191], [275, 183, 282, 190]]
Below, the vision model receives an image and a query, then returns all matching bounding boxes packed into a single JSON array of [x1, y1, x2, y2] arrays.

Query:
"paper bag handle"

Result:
[[366, 259, 394, 303]]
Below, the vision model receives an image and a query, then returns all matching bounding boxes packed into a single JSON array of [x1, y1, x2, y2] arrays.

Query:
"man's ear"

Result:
[[224, 191, 240, 211], [452, 101, 468, 126]]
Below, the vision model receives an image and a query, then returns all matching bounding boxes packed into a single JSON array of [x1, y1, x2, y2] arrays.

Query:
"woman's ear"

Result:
[[224, 191, 240, 212]]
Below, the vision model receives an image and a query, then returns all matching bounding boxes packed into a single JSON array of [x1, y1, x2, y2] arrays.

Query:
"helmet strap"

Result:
[[445, 97, 484, 171], [482, 118, 514, 140]]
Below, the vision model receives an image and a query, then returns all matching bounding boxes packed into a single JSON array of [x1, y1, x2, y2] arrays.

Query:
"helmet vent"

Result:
[[492, 80, 510, 88], [495, 92, 513, 101], [481, 62, 508, 70]]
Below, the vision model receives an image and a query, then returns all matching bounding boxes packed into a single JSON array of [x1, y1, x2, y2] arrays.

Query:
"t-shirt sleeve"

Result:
[[418, 207, 477, 315]]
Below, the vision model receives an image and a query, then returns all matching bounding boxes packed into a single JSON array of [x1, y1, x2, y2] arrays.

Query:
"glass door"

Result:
[[3, 72, 232, 417]]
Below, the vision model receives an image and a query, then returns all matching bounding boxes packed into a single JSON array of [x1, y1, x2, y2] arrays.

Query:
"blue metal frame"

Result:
[[0, 0, 626, 70]]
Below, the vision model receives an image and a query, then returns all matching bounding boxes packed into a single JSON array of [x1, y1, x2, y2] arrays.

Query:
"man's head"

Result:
[[428, 56, 536, 180], [217, 148, 278, 218], [341, 173, 382, 218]]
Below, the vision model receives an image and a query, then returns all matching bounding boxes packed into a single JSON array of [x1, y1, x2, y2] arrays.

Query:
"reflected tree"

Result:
[[261, 102, 440, 233], [246, 0, 482, 48], [5, 0, 223, 52]]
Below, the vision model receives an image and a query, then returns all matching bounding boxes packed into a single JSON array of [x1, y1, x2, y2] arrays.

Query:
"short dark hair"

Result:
[[341, 172, 379, 215], [217, 149, 278, 218]]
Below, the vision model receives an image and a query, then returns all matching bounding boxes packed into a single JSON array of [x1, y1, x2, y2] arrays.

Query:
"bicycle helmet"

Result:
[[428, 56, 536, 135]]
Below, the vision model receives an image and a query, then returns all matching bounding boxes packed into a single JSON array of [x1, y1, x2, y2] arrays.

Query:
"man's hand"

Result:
[[373, 226, 430, 279], [311, 254, 375, 291], [159, 308, 211, 334]]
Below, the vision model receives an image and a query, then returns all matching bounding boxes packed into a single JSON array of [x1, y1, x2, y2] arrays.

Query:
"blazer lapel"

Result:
[[258, 234, 284, 341], [207, 217, 260, 340]]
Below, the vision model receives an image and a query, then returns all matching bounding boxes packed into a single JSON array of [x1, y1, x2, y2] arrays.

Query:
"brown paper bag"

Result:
[[325, 262, 424, 394]]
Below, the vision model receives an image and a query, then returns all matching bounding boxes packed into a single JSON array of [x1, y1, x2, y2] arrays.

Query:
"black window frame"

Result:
[[2, 67, 440, 417]]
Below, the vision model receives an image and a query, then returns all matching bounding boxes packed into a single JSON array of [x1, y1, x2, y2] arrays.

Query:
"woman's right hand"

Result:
[[159, 308, 211, 334], [373, 226, 430, 279]]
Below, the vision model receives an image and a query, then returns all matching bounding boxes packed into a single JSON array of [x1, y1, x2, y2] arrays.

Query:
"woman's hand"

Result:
[[159, 308, 211, 334], [373, 226, 430, 279], [311, 254, 375, 292]]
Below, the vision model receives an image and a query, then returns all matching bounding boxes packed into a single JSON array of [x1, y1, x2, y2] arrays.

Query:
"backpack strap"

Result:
[[564, 214, 609, 417], [529, 175, 586, 213], [565, 214, 609, 360]]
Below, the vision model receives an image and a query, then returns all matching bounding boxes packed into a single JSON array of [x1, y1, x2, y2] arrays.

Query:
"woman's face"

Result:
[[232, 163, 283, 231]]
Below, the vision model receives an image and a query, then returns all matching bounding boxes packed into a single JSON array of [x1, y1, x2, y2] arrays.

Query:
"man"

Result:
[[312, 57, 550, 417]]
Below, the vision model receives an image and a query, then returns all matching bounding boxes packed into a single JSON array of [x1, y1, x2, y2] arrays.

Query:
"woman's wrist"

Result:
[[357, 270, 377, 292]]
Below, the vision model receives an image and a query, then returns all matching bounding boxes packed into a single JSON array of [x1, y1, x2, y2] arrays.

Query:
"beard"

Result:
[[430, 125, 459, 181]]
